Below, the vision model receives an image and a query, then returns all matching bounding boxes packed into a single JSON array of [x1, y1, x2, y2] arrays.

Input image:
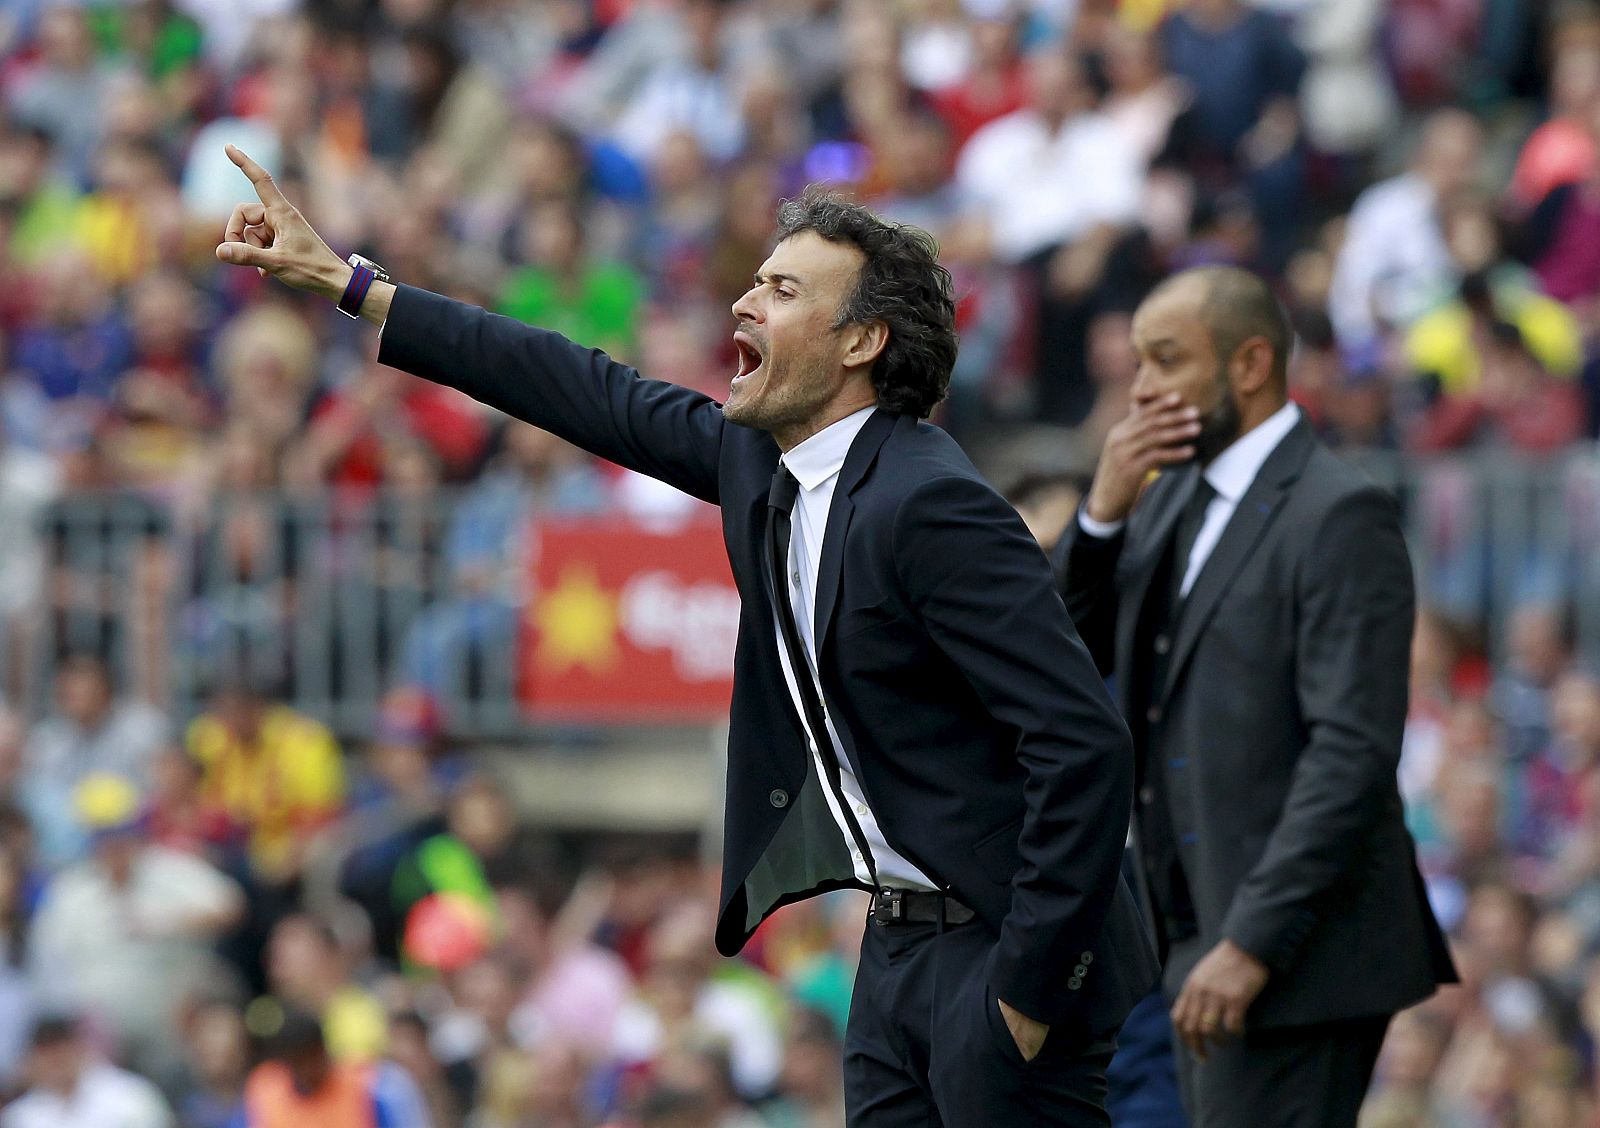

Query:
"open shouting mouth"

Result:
[[732, 331, 765, 389]]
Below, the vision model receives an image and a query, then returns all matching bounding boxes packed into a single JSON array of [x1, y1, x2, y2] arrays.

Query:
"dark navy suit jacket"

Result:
[[378, 285, 1158, 1037]]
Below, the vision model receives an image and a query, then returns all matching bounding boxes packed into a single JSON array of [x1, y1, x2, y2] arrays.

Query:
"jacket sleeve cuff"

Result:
[[989, 955, 1066, 1025], [1222, 904, 1318, 976]]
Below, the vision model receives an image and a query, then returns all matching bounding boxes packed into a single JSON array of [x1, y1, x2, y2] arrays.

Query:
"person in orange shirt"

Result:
[[243, 1011, 429, 1128]]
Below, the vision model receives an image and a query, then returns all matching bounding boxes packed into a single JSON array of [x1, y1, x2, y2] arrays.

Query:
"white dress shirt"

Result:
[[0, 1062, 173, 1128], [956, 108, 1143, 264], [1079, 401, 1302, 598], [775, 406, 937, 891], [1327, 172, 1454, 350]]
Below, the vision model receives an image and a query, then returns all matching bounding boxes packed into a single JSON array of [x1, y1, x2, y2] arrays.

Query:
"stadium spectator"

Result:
[[168, 1000, 251, 1128], [22, 654, 167, 861], [101, 270, 214, 490], [1521, 94, 1600, 317], [761, 1005, 846, 1128], [423, 951, 526, 1115], [0, 420, 57, 701], [499, 198, 646, 362], [9, 249, 130, 410], [5, 6, 122, 187], [1003, 470, 1084, 553], [1156, 0, 1306, 266], [956, 47, 1142, 267], [208, 304, 320, 459], [384, 1011, 457, 1128], [499, 876, 633, 1059], [957, 46, 1143, 422], [609, 902, 783, 1102], [264, 913, 388, 1065], [1293, 0, 1397, 162], [0, 838, 36, 1092], [1496, 603, 1576, 769], [291, 356, 490, 491], [1329, 108, 1485, 355], [0, 1015, 174, 1128], [242, 1009, 429, 1128], [185, 671, 344, 973], [0, 125, 80, 273], [1099, 26, 1189, 169], [610, 0, 746, 166], [324, 686, 453, 960], [1510, 43, 1600, 210], [1404, 192, 1582, 399], [927, 8, 1028, 148], [27, 773, 243, 1081]]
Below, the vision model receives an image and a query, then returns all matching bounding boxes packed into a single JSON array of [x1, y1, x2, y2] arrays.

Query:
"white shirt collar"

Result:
[[781, 406, 878, 493], [1203, 401, 1301, 504]]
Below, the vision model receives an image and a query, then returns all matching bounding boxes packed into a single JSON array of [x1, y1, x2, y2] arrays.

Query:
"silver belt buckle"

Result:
[[873, 887, 905, 925]]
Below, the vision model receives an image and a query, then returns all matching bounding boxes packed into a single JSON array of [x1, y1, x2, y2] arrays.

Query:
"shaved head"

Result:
[[1148, 266, 1292, 391]]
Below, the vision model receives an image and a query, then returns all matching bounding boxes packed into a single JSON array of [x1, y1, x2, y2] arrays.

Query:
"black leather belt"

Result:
[[871, 887, 976, 927]]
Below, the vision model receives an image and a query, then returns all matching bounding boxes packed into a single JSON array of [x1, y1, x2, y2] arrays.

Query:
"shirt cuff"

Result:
[[1077, 506, 1126, 540]]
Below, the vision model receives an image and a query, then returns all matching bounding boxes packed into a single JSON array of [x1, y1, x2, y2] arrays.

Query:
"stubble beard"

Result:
[[1194, 376, 1243, 465], [724, 354, 831, 440]]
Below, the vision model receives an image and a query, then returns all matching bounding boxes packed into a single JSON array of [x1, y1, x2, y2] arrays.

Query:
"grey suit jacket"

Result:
[[1055, 416, 1456, 1028]]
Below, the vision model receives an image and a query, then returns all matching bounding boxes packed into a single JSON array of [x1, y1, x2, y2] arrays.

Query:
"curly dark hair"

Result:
[[774, 188, 957, 419]]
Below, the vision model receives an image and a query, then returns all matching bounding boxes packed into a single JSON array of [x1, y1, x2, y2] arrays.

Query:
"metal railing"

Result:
[[17, 446, 1600, 738], [29, 489, 528, 738]]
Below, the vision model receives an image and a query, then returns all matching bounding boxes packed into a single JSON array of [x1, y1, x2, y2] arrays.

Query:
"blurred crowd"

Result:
[[0, 658, 860, 1127], [2, 0, 1600, 1124]]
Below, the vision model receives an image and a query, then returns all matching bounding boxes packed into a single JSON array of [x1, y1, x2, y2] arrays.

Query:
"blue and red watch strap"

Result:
[[338, 263, 376, 319]]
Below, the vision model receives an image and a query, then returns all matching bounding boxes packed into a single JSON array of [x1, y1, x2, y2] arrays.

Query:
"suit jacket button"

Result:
[[1139, 786, 1154, 805], [1074, 964, 1087, 977], [1154, 634, 1171, 655], [1080, 951, 1093, 965], [1068, 976, 1082, 990], [1146, 705, 1163, 724], [769, 789, 789, 808]]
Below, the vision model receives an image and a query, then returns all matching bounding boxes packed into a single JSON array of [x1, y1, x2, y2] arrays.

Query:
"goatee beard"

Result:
[[1194, 390, 1242, 464]]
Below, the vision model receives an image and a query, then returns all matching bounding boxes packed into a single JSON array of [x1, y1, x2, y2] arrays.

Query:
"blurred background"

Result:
[[0, 0, 1598, 1123]]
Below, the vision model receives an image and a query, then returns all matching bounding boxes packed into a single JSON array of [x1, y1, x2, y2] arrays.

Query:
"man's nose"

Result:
[[731, 288, 761, 323]]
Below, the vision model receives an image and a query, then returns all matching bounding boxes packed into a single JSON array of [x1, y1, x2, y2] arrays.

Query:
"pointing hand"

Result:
[[214, 144, 350, 300]]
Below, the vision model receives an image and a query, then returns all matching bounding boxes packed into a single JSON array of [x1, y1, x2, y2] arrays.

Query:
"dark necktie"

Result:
[[1169, 477, 1217, 606], [766, 463, 879, 885]]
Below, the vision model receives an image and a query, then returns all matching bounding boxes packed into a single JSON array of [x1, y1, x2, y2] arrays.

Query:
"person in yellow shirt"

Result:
[[186, 675, 344, 886], [1406, 268, 1583, 397]]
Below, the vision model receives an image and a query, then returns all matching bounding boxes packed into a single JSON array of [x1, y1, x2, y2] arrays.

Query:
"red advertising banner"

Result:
[[519, 519, 739, 722]]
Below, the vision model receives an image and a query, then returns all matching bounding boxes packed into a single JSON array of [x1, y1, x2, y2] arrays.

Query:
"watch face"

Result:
[[348, 253, 388, 278]]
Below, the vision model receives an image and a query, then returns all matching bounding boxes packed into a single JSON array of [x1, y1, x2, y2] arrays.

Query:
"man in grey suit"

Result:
[[1055, 266, 1456, 1127]]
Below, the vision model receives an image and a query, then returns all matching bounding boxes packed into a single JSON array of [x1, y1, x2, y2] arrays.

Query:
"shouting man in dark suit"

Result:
[[214, 145, 1157, 1125], [1056, 266, 1457, 1127]]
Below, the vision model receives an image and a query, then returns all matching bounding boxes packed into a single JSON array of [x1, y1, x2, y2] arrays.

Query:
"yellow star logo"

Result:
[[534, 565, 621, 675]]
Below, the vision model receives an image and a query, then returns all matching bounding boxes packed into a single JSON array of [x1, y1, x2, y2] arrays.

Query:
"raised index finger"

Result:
[[225, 144, 288, 207]]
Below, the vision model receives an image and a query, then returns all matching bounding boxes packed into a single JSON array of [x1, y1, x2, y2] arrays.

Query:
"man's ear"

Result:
[[1231, 336, 1275, 396], [842, 320, 889, 373]]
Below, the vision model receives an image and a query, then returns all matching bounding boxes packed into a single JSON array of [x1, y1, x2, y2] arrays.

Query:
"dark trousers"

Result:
[[1107, 988, 1187, 1127], [1163, 935, 1389, 1128], [844, 914, 1117, 1126]]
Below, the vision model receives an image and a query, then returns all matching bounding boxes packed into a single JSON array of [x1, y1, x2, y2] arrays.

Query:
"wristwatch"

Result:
[[338, 253, 390, 319]]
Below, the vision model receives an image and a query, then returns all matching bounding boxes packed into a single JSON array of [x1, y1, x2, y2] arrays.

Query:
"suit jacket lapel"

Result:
[[1113, 465, 1196, 701], [1161, 418, 1315, 705], [815, 409, 900, 653]]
